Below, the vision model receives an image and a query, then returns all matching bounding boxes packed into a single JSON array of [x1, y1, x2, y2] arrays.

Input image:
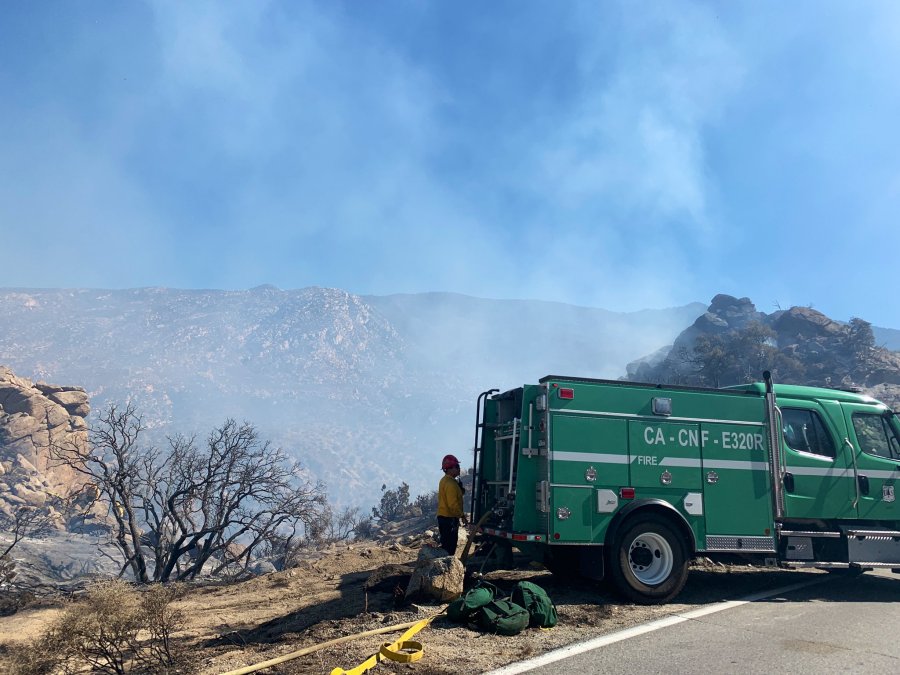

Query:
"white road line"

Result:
[[483, 576, 830, 675]]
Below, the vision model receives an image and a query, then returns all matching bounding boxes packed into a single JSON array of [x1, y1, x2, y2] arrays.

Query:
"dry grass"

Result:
[[0, 580, 191, 675]]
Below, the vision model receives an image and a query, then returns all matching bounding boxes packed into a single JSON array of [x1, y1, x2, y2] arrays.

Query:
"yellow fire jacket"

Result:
[[437, 474, 464, 518]]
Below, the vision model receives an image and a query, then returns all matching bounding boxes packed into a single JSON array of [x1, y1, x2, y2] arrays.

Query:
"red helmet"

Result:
[[441, 454, 461, 470]]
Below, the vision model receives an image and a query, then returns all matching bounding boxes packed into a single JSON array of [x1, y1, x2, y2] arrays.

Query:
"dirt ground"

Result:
[[0, 541, 825, 675]]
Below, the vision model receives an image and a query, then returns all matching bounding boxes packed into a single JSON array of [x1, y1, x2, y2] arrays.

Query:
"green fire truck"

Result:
[[470, 373, 900, 603]]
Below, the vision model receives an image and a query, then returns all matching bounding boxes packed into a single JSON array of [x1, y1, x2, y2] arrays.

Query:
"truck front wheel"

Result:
[[610, 515, 688, 604]]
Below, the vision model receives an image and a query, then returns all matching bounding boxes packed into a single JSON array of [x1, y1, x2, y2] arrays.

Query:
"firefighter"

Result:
[[437, 454, 468, 556]]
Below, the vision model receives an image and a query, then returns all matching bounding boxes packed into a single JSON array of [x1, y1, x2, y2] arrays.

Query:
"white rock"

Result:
[[405, 554, 465, 602]]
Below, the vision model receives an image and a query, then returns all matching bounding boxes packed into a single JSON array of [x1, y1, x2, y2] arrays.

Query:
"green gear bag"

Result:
[[511, 580, 558, 628], [446, 581, 498, 623], [476, 599, 530, 636]]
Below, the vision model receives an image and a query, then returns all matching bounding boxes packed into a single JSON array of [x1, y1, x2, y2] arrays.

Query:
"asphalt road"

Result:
[[501, 570, 900, 674]]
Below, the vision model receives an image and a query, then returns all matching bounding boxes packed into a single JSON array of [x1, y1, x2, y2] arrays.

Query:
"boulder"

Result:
[[772, 306, 843, 340], [2, 391, 47, 418], [250, 560, 277, 576], [47, 389, 90, 418], [15, 453, 39, 474], [405, 552, 465, 602], [414, 544, 446, 564], [694, 311, 729, 333], [0, 412, 39, 443], [34, 382, 69, 394]]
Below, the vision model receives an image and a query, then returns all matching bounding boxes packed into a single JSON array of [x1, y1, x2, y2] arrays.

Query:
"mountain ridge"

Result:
[[0, 287, 704, 506]]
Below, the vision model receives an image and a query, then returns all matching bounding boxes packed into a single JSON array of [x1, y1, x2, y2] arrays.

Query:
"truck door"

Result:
[[549, 414, 628, 542], [841, 403, 900, 521], [701, 422, 772, 538], [780, 400, 856, 520]]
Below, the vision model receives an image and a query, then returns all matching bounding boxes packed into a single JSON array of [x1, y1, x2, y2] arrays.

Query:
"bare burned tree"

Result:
[[264, 504, 368, 570], [51, 403, 328, 583], [0, 506, 55, 586], [307, 505, 365, 544]]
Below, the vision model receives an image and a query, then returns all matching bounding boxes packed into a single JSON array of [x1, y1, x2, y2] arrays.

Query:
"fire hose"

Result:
[[218, 614, 441, 675], [220, 511, 494, 675]]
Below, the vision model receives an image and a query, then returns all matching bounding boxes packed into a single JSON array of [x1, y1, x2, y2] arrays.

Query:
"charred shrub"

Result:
[[6, 580, 188, 674]]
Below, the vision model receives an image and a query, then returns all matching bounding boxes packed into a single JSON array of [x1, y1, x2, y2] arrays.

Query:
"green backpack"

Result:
[[476, 599, 530, 636], [446, 581, 498, 624], [511, 580, 558, 628]]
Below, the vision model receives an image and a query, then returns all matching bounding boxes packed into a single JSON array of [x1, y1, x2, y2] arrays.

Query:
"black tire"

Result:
[[609, 515, 689, 604]]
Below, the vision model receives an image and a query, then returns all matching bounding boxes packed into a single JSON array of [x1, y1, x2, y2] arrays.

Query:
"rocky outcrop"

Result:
[[703, 294, 766, 331], [628, 296, 900, 391], [628, 295, 765, 383], [0, 365, 96, 530]]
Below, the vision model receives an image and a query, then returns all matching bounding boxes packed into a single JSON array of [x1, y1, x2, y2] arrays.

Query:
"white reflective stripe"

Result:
[[657, 457, 702, 468], [550, 451, 629, 464], [549, 408, 764, 427], [862, 468, 900, 479], [553, 453, 769, 472], [703, 459, 769, 471], [786, 466, 854, 478], [785, 466, 900, 479], [654, 458, 769, 471]]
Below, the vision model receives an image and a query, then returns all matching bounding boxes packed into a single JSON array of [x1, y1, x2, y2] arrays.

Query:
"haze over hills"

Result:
[[874, 326, 900, 351], [0, 287, 705, 507]]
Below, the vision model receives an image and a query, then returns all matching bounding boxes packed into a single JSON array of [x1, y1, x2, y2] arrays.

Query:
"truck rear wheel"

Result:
[[610, 515, 688, 604]]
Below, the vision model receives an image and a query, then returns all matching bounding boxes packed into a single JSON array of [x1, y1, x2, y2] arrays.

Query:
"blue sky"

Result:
[[2, 1, 899, 327]]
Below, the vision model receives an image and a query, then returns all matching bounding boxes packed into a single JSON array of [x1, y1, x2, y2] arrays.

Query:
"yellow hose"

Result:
[[329, 614, 438, 675], [218, 619, 426, 675], [220, 512, 488, 675]]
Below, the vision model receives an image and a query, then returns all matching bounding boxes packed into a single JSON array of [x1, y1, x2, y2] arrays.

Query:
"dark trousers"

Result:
[[437, 516, 459, 556]]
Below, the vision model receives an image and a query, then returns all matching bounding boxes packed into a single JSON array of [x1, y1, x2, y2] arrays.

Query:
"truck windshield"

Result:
[[852, 412, 900, 460]]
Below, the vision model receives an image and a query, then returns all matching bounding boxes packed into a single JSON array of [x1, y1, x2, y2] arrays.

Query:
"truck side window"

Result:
[[781, 408, 836, 458], [851, 413, 900, 460]]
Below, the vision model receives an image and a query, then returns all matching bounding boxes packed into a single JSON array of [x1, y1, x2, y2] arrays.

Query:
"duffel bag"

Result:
[[511, 580, 558, 628], [476, 598, 529, 636], [446, 581, 498, 623]]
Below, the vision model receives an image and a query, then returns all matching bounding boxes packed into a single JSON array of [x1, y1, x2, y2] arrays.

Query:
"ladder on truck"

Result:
[[471, 389, 522, 525]]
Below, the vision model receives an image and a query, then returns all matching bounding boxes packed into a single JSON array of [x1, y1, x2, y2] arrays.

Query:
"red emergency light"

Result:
[[619, 487, 636, 500], [558, 388, 574, 400]]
